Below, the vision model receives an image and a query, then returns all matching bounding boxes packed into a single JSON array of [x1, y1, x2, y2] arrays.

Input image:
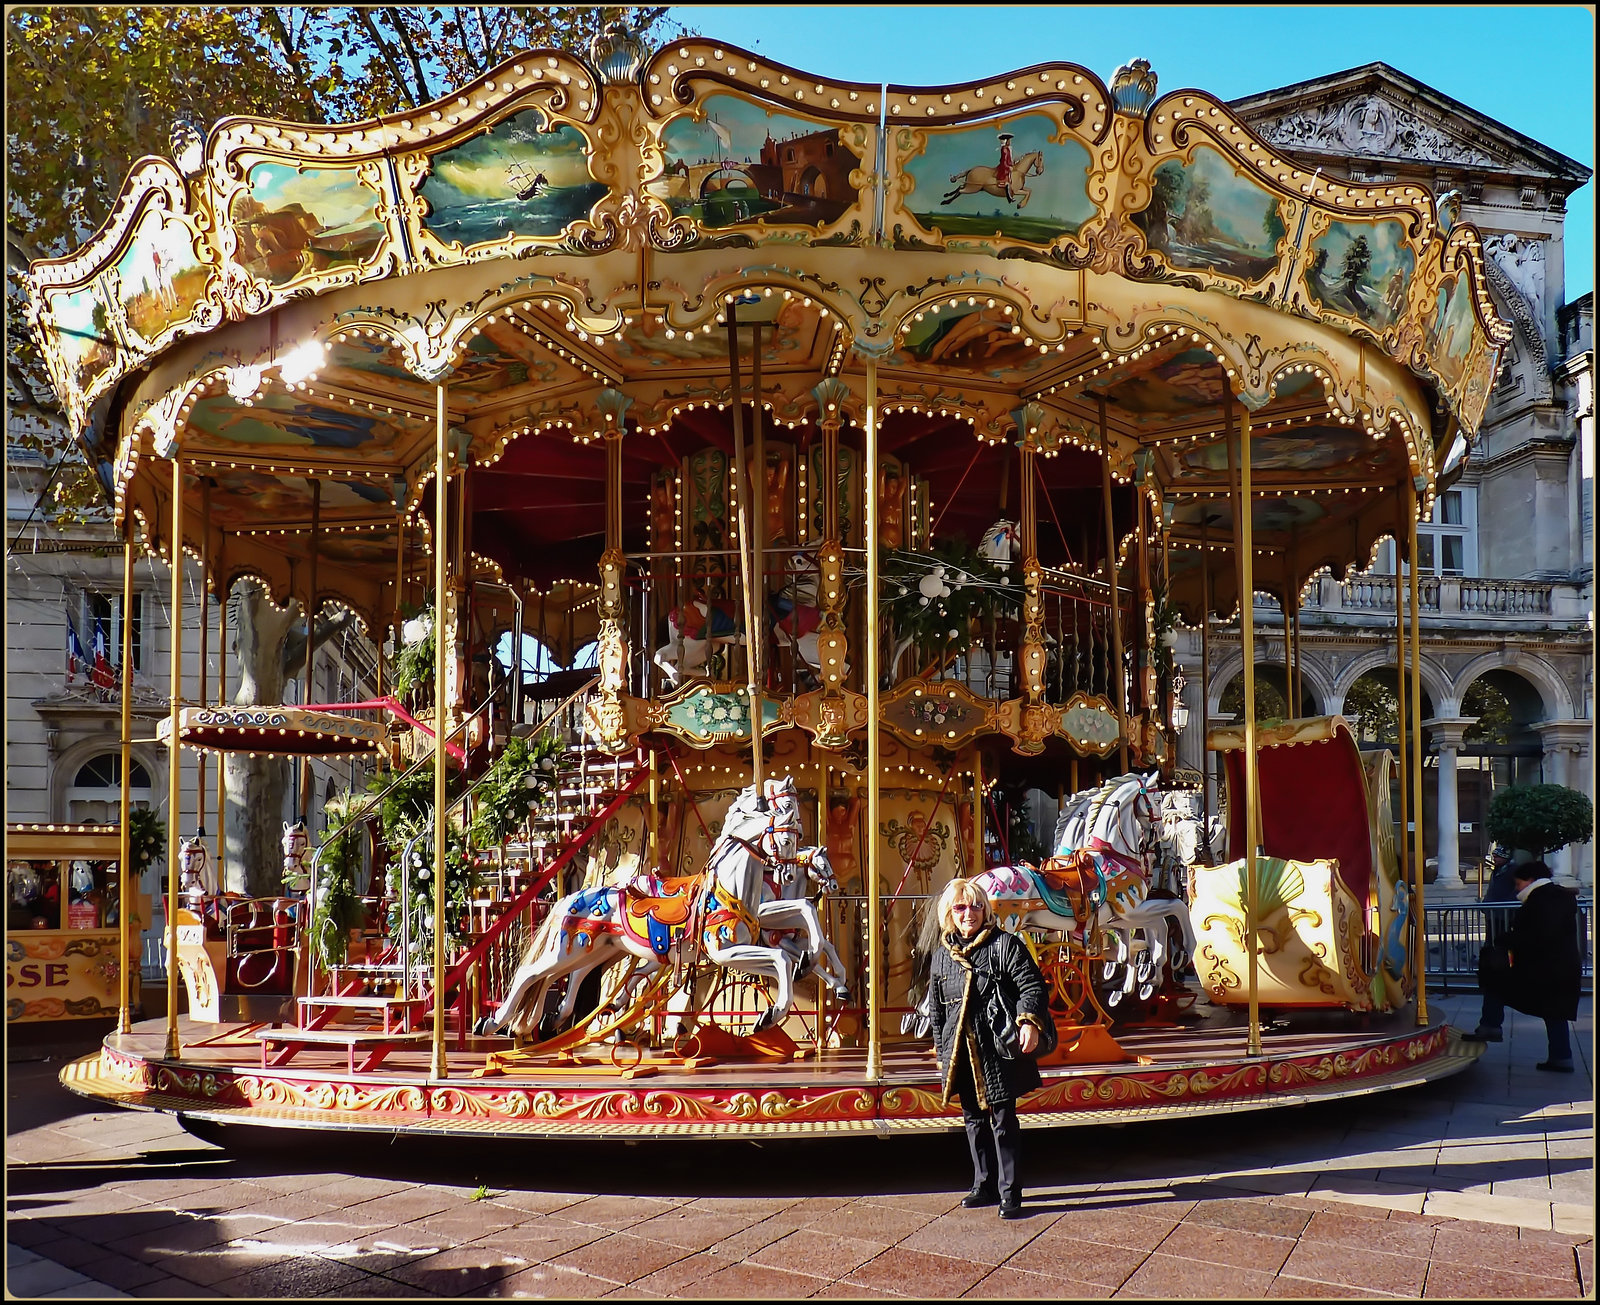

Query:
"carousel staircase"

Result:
[[270, 741, 651, 1067]]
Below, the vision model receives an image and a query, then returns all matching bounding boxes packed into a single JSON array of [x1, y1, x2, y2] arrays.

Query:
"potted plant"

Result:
[[1484, 783, 1594, 868]]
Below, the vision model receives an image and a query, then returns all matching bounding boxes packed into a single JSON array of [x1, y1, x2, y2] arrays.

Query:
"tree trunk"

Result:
[[223, 581, 299, 896]]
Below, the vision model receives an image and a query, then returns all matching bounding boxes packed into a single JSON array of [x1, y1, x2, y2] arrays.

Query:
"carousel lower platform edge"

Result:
[[58, 1008, 1484, 1142]]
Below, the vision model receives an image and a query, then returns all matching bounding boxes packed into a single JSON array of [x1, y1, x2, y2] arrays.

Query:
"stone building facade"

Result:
[[1171, 64, 1593, 894]]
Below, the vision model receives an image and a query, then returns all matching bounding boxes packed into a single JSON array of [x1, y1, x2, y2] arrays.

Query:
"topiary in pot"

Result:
[[1484, 783, 1594, 862]]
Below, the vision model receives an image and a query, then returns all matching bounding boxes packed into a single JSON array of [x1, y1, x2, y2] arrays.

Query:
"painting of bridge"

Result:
[[654, 95, 862, 230]]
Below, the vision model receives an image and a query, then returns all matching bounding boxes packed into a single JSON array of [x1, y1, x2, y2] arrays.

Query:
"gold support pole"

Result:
[[1096, 397, 1129, 773], [118, 514, 136, 1033], [726, 310, 765, 796], [1200, 513, 1212, 833], [971, 749, 985, 875], [197, 479, 210, 840], [431, 383, 450, 1080], [299, 479, 321, 817], [164, 459, 184, 1059], [1237, 402, 1262, 1058], [1393, 487, 1411, 914], [648, 746, 661, 871], [1407, 474, 1428, 1026], [865, 357, 882, 1081], [215, 544, 227, 890]]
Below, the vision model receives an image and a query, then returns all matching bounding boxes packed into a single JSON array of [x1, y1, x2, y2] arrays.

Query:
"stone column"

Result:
[[1532, 721, 1592, 890], [1424, 718, 1476, 891]]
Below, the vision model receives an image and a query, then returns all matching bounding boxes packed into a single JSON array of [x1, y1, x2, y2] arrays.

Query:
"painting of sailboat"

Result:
[[420, 109, 603, 248]]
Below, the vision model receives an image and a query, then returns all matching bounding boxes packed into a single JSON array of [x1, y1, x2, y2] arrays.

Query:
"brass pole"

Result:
[[118, 513, 136, 1033], [164, 459, 184, 1059], [197, 479, 210, 841], [1407, 474, 1429, 1026], [648, 747, 661, 871], [1096, 397, 1129, 773], [431, 383, 450, 1080], [1201, 512, 1212, 834], [1393, 486, 1411, 903], [750, 322, 768, 763], [1236, 402, 1263, 1058], [971, 749, 985, 875], [215, 545, 227, 890], [726, 309, 764, 797], [299, 479, 321, 816], [865, 357, 882, 1080]]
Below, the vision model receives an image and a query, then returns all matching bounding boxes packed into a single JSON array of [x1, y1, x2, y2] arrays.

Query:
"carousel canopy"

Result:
[[28, 31, 1511, 631]]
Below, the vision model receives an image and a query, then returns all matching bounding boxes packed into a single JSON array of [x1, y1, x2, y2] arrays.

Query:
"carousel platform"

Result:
[[60, 1004, 1483, 1142]]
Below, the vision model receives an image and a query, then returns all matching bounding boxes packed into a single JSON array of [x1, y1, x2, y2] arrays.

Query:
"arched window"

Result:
[[66, 754, 153, 824]]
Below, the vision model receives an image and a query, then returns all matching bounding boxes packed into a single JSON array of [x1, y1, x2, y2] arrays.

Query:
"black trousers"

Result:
[[952, 1050, 1021, 1201]]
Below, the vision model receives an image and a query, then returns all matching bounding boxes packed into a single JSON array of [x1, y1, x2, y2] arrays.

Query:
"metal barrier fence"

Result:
[[1422, 899, 1593, 995]]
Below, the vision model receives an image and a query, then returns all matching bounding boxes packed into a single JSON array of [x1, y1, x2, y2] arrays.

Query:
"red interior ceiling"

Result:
[[470, 410, 1136, 588]]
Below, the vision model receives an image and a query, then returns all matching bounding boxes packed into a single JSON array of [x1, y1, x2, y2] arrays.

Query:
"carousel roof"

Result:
[[27, 30, 1511, 629]]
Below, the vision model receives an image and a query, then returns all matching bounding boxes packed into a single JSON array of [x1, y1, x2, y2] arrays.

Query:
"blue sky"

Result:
[[671, 5, 1595, 299]]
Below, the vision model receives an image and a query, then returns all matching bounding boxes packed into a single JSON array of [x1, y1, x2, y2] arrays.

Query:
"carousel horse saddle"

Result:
[[622, 875, 698, 957], [1033, 849, 1107, 919]]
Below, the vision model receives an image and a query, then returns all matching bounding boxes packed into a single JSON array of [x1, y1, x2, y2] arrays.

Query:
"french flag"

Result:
[[66, 618, 87, 685], [91, 619, 118, 697]]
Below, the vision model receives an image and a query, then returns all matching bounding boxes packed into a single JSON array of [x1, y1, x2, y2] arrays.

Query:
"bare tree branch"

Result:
[[355, 7, 419, 107], [381, 7, 434, 107]]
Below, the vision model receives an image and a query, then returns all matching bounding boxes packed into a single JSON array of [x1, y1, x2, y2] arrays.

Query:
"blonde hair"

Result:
[[936, 877, 993, 936]]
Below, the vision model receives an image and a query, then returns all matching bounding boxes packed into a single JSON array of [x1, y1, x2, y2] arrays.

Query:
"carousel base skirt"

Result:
[[60, 1007, 1483, 1141]]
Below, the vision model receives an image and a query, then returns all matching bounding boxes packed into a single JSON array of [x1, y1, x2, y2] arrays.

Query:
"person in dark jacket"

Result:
[[926, 878, 1050, 1219], [1463, 861, 1582, 1072]]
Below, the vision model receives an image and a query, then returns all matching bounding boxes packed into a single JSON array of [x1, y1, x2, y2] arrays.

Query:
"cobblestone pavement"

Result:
[[6, 992, 1591, 1299]]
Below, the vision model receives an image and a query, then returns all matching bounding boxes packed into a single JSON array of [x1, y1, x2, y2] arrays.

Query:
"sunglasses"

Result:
[[951, 903, 984, 913]]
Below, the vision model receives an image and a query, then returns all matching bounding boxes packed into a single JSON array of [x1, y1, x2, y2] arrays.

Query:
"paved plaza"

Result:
[[5, 991, 1592, 1299]]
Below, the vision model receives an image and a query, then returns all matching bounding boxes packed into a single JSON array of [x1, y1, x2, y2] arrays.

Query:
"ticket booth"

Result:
[[6, 824, 146, 1023]]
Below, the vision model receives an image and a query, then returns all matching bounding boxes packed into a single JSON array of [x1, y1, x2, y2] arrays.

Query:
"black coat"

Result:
[[927, 925, 1050, 1109], [1504, 881, 1582, 1023]]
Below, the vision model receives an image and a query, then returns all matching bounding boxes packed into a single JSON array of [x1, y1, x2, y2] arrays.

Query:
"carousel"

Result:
[[35, 27, 1508, 1140]]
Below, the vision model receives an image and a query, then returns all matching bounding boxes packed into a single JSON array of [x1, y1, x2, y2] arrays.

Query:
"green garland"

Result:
[[389, 602, 435, 706], [880, 538, 1022, 666], [127, 806, 166, 871], [308, 793, 368, 970], [468, 730, 564, 848]]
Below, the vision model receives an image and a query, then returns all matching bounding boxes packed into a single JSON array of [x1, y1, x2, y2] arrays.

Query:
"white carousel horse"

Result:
[[506, 842, 851, 1041], [178, 836, 214, 905], [973, 772, 1196, 1006], [941, 150, 1045, 208], [281, 822, 311, 892], [976, 519, 1021, 573], [479, 776, 849, 1040], [770, 550, 844, 687], [653, 596, 744, 685]]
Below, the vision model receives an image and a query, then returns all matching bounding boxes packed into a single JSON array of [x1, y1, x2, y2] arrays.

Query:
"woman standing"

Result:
[[926, 878, 1051, 1219]]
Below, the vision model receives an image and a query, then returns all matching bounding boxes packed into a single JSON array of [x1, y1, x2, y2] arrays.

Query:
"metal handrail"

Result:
[[1422, 898, 1592, 995]]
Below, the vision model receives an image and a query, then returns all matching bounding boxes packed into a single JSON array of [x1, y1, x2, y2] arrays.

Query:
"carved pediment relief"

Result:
[[1246, 94, 1500, 169]]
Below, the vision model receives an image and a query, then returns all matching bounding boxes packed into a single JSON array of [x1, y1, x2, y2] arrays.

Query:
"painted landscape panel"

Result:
[[46, 282, 118, 398], [420, 110, 605, 247], [116, 208, 207, 346], [1306, 219, 1414, 330], [905, 113, 1093, 245], [232, 163, 385, 286], [653, 96, 862, 230], [1427, 272, 1476, 391], [1133, 145, 1286, 283]]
